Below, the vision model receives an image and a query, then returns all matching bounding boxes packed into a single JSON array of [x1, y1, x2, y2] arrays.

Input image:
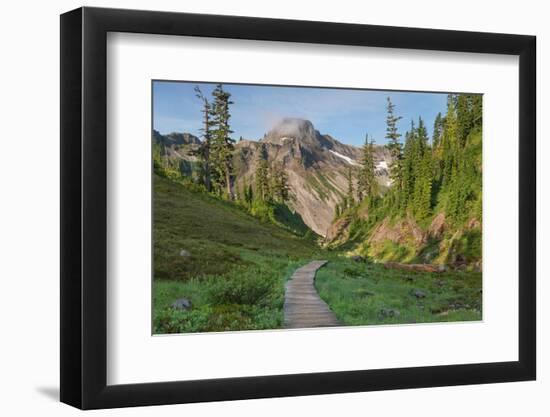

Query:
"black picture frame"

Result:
[[60, 6, 536, 410]]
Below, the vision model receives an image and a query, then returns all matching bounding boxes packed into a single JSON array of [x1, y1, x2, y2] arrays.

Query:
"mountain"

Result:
[[234, 119, 391, 236], [153, 119, 391, 236], [153, 130, 201, 146]]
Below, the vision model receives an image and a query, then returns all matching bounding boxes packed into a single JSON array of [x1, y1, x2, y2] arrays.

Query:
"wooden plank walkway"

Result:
[[283, 260, 341, 329]]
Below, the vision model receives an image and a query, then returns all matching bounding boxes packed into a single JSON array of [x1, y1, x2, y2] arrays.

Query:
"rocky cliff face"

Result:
[[153, 119, 391, 236]]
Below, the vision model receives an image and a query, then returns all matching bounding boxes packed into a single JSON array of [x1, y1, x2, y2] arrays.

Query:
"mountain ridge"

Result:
[[153, 118, 391, 236]]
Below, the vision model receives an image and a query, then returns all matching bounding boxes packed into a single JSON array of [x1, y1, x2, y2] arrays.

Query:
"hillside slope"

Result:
[[153, 174, 324, 333], [154, 175, 321, 281], [324, 126, 482, 270]]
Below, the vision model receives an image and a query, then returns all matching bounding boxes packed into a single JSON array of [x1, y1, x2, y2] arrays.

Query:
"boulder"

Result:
[[379, 308, 400, 318], [412, 289, 426, 299], [179, 249, 191, 257], [171, 298, 192, 310]]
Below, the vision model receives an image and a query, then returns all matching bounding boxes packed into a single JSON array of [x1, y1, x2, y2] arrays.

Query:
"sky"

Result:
[[153, 81, 449, 147]]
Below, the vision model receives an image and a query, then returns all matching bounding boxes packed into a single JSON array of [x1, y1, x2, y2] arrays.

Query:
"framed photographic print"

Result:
[[60, 6, 536, 409]]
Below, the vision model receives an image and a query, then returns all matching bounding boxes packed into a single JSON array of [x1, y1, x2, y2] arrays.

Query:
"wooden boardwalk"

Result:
[[283, 260, 341, 329]]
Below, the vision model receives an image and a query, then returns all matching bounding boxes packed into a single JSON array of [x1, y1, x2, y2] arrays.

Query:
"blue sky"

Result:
[[153, 81, 448, 147]]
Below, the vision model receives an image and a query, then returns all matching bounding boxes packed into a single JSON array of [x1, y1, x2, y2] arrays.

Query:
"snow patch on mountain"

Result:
[[376, 160, 388, 170], [329, 150, 361, 166]]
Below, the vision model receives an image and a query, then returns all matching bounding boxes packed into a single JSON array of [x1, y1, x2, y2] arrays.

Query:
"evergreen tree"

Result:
[[400, 122, 414, 210], [346, 166, 355, 209], [470, 94, 483, 128], [456, 94, 473, 146], [210, 84, 235, 198], [240, 177, 252, 206], [397, 117, 433, 218], [357, 133, 378, 202], [194, 86, 213, 191], [255, 143, 270, 201], [272, 163, 290, 203], [432, 112, 443, 149], [412, 117, 432, 219], [244, 180, 254, 206], [441, 95, 459, 188], [384, 97, 403, 191]]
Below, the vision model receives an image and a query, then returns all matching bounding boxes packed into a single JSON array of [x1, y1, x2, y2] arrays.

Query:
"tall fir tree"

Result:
[[384, 97, 403, 190], [346, 166, 355, 209], [357, 133, 378, 203], [400, 120, 416, 210], [244, 180, 254, 206], [272, 163, 291, 203], [210, 84, 235, 198], [194, 86, 213, 191], [412, 117, 432, 219], [470, 94, 483, 128], [456, 94, 473, 146], [255, 143, 270, 202], [432, 112, 444, 149]]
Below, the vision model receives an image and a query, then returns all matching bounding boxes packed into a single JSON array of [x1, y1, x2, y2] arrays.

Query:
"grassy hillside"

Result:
[[153, 175, 482, 333], [153, 175, 322, 333], [316, 258, 482, 325], [325, 127, 482, 270]]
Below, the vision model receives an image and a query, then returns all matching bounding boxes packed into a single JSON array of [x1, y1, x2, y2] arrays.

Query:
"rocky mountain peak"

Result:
[[262, 118, 324, 147]]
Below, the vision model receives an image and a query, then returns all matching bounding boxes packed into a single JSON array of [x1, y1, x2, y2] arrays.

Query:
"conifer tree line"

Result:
[[338, 93, 482, 227], [191, 84, 291, 207], [250, 142, 291, 206]]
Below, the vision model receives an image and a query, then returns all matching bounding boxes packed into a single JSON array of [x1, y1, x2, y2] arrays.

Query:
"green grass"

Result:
[[153, 174, 482, 334], [153, 175, 322, 333], [315, 257, 482, 326], [248, 199, 314, 238], [366, 240, 418, 263], [154, 257, 303, 333]]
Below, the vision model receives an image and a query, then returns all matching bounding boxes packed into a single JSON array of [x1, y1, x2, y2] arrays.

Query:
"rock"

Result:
[[428, 212, 446, 239], [351, 255, 365, 263], [379, 308, 400, 318], [438, 264, 447, 273], [179, 249, 191, 257], [412, 289, 426, 299], [369, 216, 426, 246], [171, 298, 192, 310]]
